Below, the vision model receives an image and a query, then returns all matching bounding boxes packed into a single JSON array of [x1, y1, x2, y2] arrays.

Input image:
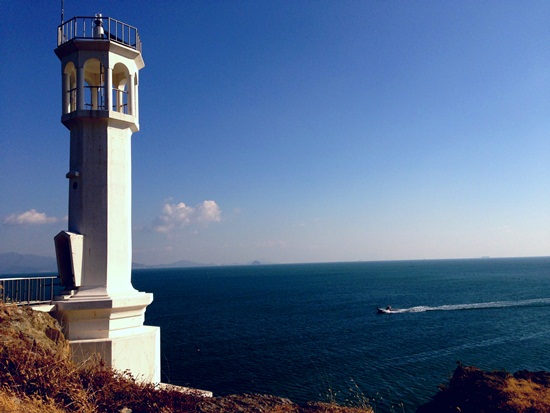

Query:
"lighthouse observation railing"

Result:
[[58, 16, 141, 52], [0, 275, 58, 306], [68, 86, 128, 113]]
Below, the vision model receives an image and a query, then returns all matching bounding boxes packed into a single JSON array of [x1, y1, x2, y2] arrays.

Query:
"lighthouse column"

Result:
[[52, 15, 160, 383], [128, 73, 135, 116], [76, 66, 85, 110], [62, 72, 69, 114], [105, 66, 112, 111]]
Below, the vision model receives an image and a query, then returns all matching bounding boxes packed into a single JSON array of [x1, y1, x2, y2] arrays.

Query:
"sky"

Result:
[[1, 1, 549, 266]]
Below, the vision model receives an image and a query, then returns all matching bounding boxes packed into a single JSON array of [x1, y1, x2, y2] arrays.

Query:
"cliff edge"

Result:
[[417, 363, 550, 413]]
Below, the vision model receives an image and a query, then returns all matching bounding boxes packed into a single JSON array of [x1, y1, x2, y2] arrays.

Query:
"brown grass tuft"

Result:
[[504, 377, 550, 412], [0, 389, 67, 413]]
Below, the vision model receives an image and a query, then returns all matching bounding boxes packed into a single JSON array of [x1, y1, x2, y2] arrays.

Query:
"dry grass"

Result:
[[0, 389, 67, 413], [0, 302, 205, 413], [417, 364, 550, 413], [504, 377, 550, 412]]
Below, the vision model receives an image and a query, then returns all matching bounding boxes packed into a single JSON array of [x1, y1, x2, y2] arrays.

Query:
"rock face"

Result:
[[417, 364, 550, 413], [196, 394, 372, 413], [0, 304, 69, 358]]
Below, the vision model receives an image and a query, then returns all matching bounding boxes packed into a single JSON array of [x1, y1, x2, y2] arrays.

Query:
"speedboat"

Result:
[[377, 307, 394, 314]]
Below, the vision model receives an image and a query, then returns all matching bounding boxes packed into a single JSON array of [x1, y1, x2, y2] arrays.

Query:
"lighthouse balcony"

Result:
[[58, 16, 141, 52]]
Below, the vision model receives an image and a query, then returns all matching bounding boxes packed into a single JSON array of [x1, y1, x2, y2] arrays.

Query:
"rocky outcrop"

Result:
[[417, 364, 550, 413], [196, 394, 371, 413], [0, 304, 69, 357]]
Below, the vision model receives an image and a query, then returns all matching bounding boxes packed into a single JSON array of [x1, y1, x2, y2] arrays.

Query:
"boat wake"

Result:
[[386, 298, 550, 313]]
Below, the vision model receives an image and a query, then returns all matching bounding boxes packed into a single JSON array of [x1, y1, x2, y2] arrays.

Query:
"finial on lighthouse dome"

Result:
[[93, 13, 104, 38]]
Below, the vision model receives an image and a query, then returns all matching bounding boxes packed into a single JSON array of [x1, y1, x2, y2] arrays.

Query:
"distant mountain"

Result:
[[150, 259, 205, 268], [0, 253, 269, 275], [249, 259, 275, 265], [0, 252, 57, 275]]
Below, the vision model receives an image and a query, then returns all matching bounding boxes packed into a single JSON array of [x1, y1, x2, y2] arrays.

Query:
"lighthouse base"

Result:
[[52, 293, 161, 383], [69, 325, 160, 383]]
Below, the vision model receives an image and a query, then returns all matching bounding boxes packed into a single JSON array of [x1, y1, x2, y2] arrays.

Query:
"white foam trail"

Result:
[[391, 298, 550, 313]]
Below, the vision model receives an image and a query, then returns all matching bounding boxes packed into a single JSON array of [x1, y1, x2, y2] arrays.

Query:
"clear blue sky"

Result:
[[1, 1, 549, 265]]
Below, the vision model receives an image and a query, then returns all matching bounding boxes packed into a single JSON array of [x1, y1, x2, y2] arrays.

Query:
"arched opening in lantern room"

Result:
[[112, 63, 130, 114], [63, 62, 77, 114], [83, 58, 106, 110]]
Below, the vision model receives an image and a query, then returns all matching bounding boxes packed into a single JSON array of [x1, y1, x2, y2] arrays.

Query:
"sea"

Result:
[[131, 257, 550, 413]]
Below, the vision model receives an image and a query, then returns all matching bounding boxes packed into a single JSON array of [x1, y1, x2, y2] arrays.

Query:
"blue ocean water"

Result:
[[132, 257, 550, 412]]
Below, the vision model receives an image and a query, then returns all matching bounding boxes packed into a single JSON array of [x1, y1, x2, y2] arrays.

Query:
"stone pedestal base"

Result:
[[52, 292, 161, 383], [70, 325, 160, 383]]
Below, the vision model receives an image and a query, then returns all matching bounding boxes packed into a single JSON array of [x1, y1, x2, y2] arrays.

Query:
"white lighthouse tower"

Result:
[[53, 15, 160, 383]]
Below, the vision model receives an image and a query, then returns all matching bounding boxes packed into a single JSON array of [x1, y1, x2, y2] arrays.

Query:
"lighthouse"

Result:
[[52, 15, 160, 382]]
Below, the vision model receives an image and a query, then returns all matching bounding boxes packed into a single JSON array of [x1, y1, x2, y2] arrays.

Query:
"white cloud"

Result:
[[3, 209, 58, 225], [153, 200, 222, 233], [196, 200, 222, 223]]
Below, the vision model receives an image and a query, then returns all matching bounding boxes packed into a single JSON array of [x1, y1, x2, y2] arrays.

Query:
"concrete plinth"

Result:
[[70, 325, 160, 383], [52, 292, 160, 383]]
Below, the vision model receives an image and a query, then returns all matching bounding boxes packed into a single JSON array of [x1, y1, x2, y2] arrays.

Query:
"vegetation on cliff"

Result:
[[417, 363, 550, 413]]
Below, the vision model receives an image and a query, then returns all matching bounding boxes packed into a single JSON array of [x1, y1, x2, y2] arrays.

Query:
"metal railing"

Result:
[[113, 88, 128, 113], [58, 16, 142, 52], [84, 85, 107, 110], [68, 87, 77, 112], [66, 86, 128, 113], [0, 276, 58, 306]]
